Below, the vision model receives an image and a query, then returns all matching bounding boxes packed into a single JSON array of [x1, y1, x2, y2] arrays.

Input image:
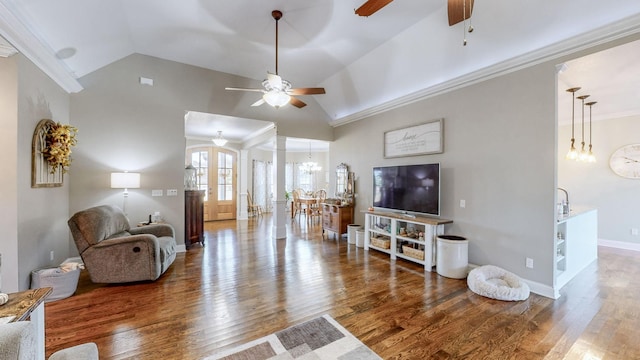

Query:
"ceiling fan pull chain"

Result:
[[468, 1, 474, 33], [463, 0, 467, 46]]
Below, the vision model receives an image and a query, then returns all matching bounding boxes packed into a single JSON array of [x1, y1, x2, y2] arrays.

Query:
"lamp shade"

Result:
[[111, 172, 140, 189]]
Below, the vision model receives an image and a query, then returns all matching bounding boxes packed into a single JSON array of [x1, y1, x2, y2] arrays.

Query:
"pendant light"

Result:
[[576, 94, 590, 162], [585, 101, 597, 163], [565, 87, 581, 160]]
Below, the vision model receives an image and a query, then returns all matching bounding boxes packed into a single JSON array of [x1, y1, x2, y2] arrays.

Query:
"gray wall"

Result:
[[17, 54, 72, 290], [332, 63, 558, 286], [0, 55, 19, 292], [0, 54, 71, 291], [559, 115, 640, 245], [69, 54, 334, 246]]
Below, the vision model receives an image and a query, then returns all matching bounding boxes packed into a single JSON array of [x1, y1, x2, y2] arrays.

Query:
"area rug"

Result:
[[206, 315, 381, 360]]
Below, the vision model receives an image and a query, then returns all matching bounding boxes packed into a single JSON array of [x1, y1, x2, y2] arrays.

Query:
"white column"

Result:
[[272, 136, 287, 239], [33, 302, 45, 360], [238, 149, 249, 220]]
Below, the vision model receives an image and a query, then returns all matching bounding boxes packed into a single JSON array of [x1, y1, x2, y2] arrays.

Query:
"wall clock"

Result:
[[609, 144, 640, 179]]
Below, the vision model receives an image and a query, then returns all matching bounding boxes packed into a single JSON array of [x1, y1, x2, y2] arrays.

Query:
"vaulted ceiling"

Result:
[[1, 0, 640, 129]]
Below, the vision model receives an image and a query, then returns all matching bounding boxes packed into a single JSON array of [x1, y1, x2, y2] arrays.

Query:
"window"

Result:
[[191, 150, 209, 201]]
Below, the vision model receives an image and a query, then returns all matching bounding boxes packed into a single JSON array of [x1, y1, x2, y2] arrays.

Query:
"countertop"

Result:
[[557, 206, 597, 223]]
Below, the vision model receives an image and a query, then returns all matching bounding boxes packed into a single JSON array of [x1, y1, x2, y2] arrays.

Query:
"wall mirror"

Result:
[[335, 163, 348, 197]]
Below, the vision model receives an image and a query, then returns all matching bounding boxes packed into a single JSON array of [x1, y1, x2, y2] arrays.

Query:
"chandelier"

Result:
[[212, 131, 228, 146], [300, 141, 322, 173]]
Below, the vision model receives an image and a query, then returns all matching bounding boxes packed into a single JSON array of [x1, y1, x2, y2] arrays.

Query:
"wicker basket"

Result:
[[371, 237, 391, 249], [402, 245, 425, 260]]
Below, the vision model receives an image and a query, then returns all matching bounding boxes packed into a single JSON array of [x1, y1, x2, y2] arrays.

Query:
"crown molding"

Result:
[[331, 13, 640, 128], [0, 41, 17, 57], [0, 1, 83, 93]]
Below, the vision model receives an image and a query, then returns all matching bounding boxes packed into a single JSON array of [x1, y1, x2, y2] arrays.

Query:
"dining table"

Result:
[[291, 195, 320, 219]]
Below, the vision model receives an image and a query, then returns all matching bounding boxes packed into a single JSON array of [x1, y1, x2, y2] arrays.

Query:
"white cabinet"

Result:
[[364, 211, 452, 271], [554, 208, 598, 295]]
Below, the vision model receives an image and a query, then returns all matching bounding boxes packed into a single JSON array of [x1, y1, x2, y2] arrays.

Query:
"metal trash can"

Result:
[[347, 224, 361, 245], [436, 235, 468, 279], [356, 229, 365, 248]]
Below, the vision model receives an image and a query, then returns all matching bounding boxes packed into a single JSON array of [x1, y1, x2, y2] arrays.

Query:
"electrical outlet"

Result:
[[460, 199, 466, 208], [167, 189, 178, 196], [50, 251, 54, 261], [526, 257, 534, 269], [632, 228, 639, 236]]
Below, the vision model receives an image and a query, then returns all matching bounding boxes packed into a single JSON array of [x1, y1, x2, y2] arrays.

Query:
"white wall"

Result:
[[559, 115, 640, 245]]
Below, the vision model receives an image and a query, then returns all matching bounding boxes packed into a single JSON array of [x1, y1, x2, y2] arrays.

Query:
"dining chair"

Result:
[[292, 189, 302, 219], [247, 191, 262, 217], [309, 189, 327, 222]]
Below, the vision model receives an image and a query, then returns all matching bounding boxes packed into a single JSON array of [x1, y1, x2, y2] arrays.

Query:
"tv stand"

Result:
[[364, 211, 452, 271]]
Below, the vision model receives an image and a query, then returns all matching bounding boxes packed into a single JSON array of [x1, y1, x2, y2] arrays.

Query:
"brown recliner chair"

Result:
[[68, 205, 177, 283]]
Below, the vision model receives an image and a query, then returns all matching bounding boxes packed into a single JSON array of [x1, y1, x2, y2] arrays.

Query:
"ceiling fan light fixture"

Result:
[[263, 91, 290, 108]]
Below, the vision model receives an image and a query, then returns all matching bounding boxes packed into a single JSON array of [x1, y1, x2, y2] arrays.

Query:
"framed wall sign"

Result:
[[384, 118, 443, 158]]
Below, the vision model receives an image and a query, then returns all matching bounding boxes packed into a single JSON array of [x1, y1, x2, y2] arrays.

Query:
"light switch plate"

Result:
[[151, 189, 163, 197], [167, 189, 178, 196]]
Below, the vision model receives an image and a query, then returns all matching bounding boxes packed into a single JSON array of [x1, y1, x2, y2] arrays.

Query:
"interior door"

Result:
[[213, 149, 236, 220], [188, 147, 237, 221]]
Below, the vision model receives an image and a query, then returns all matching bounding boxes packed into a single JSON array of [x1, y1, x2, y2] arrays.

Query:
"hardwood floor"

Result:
[[44, 215, 640, 359]]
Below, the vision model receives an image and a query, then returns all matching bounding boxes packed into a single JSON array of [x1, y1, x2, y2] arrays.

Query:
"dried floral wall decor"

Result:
[[31, 119, 78, 187]]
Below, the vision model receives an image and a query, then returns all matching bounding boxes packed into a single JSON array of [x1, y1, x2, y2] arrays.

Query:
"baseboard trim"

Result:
[[598, 238, 640, 252], [524, 279, 559, 299], [176, 244, 187, 253]]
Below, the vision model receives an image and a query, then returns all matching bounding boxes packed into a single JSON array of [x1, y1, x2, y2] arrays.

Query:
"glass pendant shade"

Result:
[[263, 91, 290, 108]]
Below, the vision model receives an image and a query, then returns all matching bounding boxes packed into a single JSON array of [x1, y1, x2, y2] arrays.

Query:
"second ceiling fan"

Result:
[[225, 10, 325, 109]]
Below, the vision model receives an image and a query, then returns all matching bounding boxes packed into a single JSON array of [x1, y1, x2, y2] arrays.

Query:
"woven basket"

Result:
[[402, 245, 424, 260], [371, 237, 390, 249]]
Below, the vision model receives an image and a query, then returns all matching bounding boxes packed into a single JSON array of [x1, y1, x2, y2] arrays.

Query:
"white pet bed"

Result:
[[467, 265, 530, 301]]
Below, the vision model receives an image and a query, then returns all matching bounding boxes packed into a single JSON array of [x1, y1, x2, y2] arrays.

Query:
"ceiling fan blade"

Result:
[[225, 87, 265, 93], [251, 98, 265, 107], [448, 0, 474, 26], [355, 0, 393, 17], [288, 88, 326, 95], [267, 73, 283, 90], [289, 96, 307, 108]]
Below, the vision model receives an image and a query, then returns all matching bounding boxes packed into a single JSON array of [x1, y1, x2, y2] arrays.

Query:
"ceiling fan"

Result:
[[448, 0, 474, 26], [225, 10, 325, 109], [355, 0, 393, 17]]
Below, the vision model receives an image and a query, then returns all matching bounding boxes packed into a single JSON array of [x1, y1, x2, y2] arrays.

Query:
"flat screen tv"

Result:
[[372, 163, 440, 217]]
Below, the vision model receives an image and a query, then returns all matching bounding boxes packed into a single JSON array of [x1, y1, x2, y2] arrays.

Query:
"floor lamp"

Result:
[[110, 172, 140, 215]]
